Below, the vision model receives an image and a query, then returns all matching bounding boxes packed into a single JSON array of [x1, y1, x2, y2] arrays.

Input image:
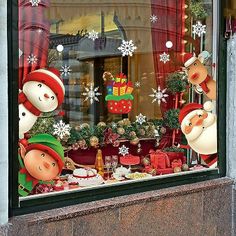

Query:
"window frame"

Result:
[[8, 0, 227, 216]]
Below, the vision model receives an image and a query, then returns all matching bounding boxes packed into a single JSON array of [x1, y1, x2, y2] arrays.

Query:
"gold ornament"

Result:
[[123, 118, 131, 126], [173, 166, 182, 173], [181, 164, 189, 171], [130, 137, 139, 145], [139, 129, 146, 136], [80, 123, 90, 129], [117, 127, 125, 135], [90, 136, 99, 147], [97, 122, 106, 128], [129, 131, 136, 138]]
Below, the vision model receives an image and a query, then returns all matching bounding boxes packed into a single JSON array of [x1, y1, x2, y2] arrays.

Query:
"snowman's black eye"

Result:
[[51, 96, 55, 100], [22, 112, 26, 116], [38, 84, 42, 87]]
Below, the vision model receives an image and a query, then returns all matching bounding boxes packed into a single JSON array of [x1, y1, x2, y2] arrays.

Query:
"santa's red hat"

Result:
[[23, 68, 65, 107], [184, 53, 198, 68], [179, 101, 214, 130]]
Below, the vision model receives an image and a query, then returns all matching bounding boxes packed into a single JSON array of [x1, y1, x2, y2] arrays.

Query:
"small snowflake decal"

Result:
[[82, 84, 102, 104], [119, 145, 129, 156], [111, 122, 117, 129], [149, 86, 169, 105], [27, 54, 38, 65], [19, 49, 23, 58], [60, 65, 72, 76], [150, 14, 158, 23], [135, 81, 141, 88], [118, 40, 137, 57], [136, 113, 146, 125], [192, 21, 206, 37], [88, 30, 99, 41], [160, 52, 170, 64], [53, 120, 71, 140], [29, 0, 40, 6]]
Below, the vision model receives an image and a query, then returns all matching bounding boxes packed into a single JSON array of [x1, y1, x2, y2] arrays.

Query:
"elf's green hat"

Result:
[[26, 134, 64, 172]]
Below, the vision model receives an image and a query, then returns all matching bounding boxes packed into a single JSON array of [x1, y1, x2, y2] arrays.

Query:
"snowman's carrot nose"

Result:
[[44, 93, 49, 98]]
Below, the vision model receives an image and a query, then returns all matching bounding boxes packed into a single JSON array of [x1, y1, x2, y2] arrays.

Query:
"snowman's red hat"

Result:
[[184, 53, 198, 68], [23, 68, 65, 107]]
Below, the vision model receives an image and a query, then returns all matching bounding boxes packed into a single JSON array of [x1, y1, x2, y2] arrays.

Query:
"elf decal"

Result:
[[18, 134, 64, 196], [177, 101, 217, 168], [19, 68, 65, 139], [184, 53, 216, 100]]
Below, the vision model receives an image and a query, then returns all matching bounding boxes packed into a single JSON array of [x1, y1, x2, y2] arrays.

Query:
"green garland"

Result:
[[166, 72, 188, 94], [163, 147, 185, 153]]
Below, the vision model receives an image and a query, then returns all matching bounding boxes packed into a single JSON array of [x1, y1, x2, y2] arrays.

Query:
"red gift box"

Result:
[[150, 150, 170, 169]]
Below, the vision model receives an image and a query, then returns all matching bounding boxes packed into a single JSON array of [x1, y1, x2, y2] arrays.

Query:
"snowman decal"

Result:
[[19, 68, 65, 139]]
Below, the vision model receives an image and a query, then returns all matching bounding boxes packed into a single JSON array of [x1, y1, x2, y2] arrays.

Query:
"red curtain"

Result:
[[18, 0, 50, 89], [151, 0, 185, 109], [151, 0, 185, 148]]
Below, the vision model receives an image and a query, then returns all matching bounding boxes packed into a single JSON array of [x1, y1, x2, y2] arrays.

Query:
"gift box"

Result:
[[115, 73, 127, 83], [171, 159, 182, 169], [150, 150, 170, 170], [125, 81, 134, 94], [113, 82, 126, 96]]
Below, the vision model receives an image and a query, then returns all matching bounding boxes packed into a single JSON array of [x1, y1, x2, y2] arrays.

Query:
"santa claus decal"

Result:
[[19, 68, 65, 139], [184, 53, 216, 100], [178, 101, 217, 168]]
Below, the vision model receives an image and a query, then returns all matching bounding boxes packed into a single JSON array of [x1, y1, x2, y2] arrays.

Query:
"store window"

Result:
[[16, 0, 223, 206]]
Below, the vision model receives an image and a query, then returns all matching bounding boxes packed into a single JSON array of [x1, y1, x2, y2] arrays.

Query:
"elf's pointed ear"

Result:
[[19, 143, 27, 159]]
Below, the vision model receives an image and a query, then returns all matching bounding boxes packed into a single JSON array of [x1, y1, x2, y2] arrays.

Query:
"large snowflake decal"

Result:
[[119, 145, 129, 156], [150, 14, 158, 23], [136, 113, 146, 125], [192, 21, 206, 37], [160, 52, 170, 64], [60, 65, 72, 76], [53, 120, 71, 140], [88, 30, 99, 41], [149, 86, 169, 105], [27, 54, 38, 65], [82, 84, 102, 104], [118, 40, 137, 57], [29, 0, 41, 6]]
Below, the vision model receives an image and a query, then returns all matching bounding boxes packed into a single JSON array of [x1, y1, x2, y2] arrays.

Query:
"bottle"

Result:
[[95, 149, 104, 177]]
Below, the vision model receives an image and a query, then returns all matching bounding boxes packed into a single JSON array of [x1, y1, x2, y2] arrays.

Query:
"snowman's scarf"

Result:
[[19, 92, 41, 116], [199, 75, 211, 94]]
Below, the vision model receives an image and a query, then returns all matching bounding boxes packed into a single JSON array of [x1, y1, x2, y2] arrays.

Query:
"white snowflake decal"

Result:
[[160, 52, 170, 64], [150, 14, 158, 23], [118, 40, 137, 57], [53, 120, 71, 140], [118, 145, 129, 156], [88, 30, 99, 41], [192, 21, 206, 37], [134, 81, 141, 88], [27, 54, 38, 65], [136, 113, 146, 125], [111, 122, 117, 129], [60, 65, 72, 76], [29, 0, 40, 6], [82, 84, 102, 104], [149, 86, 169, 105]]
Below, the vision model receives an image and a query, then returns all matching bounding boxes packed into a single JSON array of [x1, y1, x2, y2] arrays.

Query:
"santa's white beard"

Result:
[[187, 121, 217, 155]]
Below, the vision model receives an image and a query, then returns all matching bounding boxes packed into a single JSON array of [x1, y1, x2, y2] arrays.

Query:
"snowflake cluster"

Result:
[[53, 120, 71, 140], [134, 81, 141, 88], [118, 40, 137, 57], [192, 21, 206, 37]]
